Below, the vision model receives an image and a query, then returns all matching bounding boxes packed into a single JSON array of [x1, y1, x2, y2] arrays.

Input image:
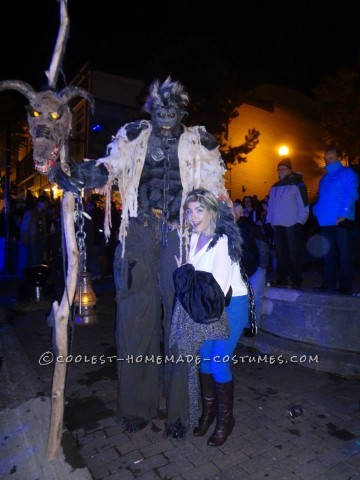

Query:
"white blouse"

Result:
[[188, 233, 247, 297]]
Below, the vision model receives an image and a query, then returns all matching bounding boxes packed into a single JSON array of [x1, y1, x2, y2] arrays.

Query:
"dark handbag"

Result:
[[243, 325, 258, 337], [173, 264, 227, 324], [239, 261, 258, 337]]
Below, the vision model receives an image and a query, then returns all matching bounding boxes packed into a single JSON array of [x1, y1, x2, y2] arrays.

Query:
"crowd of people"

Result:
[[232, 151, 359, 297], [0, 191, 121, 280]]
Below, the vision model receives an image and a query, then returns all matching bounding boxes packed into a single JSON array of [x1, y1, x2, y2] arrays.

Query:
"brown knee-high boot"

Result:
[[207, 379, 235, 447], [193, 373, 216, 437]]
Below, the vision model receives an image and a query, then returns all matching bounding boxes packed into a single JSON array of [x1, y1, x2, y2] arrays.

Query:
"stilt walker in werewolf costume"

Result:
[[50, 76, 228, 433]]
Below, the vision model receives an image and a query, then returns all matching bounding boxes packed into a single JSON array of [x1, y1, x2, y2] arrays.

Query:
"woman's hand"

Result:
[[174, 254, 188, 268]]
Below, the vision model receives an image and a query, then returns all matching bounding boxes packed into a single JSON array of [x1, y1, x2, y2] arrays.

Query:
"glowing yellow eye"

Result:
[[33, 110, 41, 117], [50, 111, 59, 120]]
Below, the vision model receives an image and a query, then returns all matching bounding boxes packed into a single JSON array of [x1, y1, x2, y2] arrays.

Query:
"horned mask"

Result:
[[0, 80, 94, 174]]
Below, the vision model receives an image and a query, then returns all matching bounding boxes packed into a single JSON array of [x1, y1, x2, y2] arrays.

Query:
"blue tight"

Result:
[[199, 295, 248, 383]]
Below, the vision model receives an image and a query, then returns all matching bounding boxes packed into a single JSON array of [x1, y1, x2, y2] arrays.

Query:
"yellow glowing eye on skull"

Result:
[[50, 111, 60, 120], [32, 110, 41, 118]]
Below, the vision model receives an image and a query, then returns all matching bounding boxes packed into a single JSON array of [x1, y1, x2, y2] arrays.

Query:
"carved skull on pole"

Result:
[[0, 80, 94, 174]]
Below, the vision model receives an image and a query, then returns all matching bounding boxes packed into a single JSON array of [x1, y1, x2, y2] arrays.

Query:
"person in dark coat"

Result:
[[20, 194, 50, 267]]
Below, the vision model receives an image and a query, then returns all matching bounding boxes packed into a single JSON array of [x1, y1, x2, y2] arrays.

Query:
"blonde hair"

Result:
[[183, 189, 218, 234], [183, 188, 243, 262]]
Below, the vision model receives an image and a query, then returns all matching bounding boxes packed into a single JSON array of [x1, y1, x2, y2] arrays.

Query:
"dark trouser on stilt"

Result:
[[114, 220, 161, 431], [193, 373, 216, 437], [114, 218, 179, 433], [207, 379, 235, 447]]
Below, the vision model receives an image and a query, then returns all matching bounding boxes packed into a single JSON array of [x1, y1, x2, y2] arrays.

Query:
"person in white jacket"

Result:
[[166, 189, 256, 446], [266, 158, 309, 289]]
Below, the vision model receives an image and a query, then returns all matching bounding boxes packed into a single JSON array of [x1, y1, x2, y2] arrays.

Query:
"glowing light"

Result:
[[278, 145, 289, 157], [51, 185, 61, 198], [74, 272, 98, 325]]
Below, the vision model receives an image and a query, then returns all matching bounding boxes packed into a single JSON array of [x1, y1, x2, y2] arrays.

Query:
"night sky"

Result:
[[1, 0, 359, 96]]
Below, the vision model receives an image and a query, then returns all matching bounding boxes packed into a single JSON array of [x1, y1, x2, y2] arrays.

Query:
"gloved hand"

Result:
[[48, 161, 109, 193], [73, 161, 109, 189], [48, 162, 84, 194]]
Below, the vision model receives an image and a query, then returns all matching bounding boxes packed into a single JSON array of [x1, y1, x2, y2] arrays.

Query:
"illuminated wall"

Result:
[[225, 86, 326, 204]]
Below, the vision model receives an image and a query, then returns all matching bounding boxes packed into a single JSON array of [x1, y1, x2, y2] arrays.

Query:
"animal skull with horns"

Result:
[[0, 80, 94, 174]]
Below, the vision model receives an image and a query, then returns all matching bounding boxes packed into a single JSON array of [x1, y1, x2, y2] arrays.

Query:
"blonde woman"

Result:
[[166, 189, 256, 446]]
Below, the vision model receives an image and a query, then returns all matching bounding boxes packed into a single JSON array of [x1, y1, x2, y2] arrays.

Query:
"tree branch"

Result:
[[46, 0, 69, 89]]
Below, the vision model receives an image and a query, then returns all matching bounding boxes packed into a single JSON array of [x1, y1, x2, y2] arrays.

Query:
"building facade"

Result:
[[225, 84, 326, 204]]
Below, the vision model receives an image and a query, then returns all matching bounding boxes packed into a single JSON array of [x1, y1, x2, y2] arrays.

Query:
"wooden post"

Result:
[[46, 191, 79, 460]]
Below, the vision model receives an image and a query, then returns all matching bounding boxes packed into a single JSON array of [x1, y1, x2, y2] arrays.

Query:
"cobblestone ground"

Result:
[[7, 278, 360, 480]]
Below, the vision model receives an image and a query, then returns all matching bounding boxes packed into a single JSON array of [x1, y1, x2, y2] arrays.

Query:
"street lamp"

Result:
[[278, 145, 289, 157]]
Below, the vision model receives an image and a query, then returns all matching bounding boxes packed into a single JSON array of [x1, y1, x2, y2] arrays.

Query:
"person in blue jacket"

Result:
[[313, 146, 359, 295]]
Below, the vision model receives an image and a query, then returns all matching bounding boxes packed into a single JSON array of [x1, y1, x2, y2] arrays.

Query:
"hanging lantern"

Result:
[[74, 271, 98, 325], [73, 196, 98, 325]]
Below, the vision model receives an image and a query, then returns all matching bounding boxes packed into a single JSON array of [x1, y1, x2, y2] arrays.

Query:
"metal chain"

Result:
[[161, 137, 171, 247], [66, 195, 87, 394], [75, 196, 87, 272]]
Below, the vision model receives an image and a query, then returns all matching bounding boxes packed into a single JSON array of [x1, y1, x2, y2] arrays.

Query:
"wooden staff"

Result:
[[46, 190, 79, 460], [45, 0, 76, 460]]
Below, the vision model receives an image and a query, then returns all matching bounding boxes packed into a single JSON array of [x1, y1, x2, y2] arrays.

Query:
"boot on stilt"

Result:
[[193, 373, 216, 437], [207, 379, 235, 447]]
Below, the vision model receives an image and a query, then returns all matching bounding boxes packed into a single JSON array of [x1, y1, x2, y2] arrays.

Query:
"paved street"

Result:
[[1, 274, 360, 480]]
